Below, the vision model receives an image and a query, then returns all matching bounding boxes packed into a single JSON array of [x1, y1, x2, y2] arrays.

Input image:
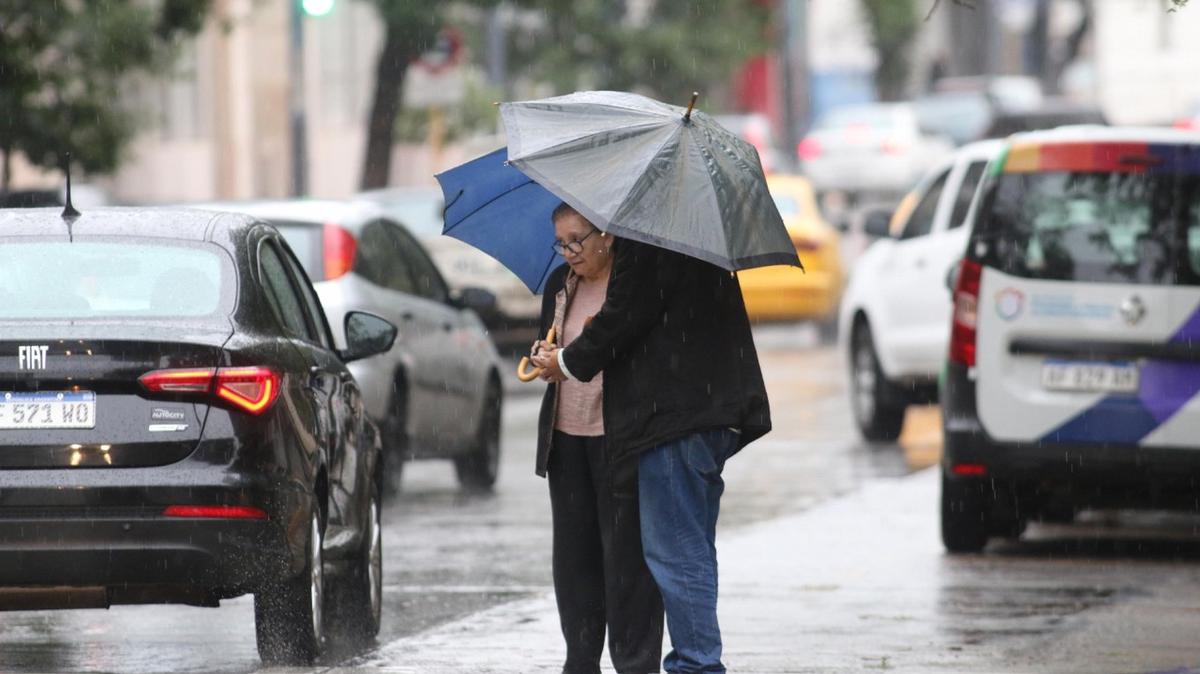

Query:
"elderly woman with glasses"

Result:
[[529, 202, 663, 674]]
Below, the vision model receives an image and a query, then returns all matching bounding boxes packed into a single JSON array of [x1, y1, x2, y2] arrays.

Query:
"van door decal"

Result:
[[1040, 304, 1200, 445]]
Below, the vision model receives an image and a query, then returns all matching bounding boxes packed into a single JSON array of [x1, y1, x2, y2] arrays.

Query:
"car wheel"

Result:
[[850, 321, 906, 441], [330, 479, 383, 645], [255, 508, 324, 664], [941, 472, 990, 554], [381, 376, 409, 495], [455, 380, 501, 490]]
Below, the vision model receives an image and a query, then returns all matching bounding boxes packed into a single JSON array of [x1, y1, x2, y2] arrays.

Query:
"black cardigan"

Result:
[[534, 238, 771, 477]]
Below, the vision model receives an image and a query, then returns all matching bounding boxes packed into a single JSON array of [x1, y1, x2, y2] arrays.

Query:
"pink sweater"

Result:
[[553, 271, 608, 436]]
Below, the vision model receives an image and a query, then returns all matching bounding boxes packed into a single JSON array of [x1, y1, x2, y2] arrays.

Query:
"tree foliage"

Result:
[[360, 0, 439, 189], [0, 0, 210, 188], [358, 0, 767, 189], [507, 0, 769, 100], [858, 0, 920, 101], [357, 0, 511, 189]]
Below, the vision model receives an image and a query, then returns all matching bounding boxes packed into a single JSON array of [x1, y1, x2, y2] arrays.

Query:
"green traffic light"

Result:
[[301, 0, 335, 17]]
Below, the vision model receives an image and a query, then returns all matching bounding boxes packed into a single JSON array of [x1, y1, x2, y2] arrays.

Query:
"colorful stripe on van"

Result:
[[1001, 142, 1200, 175]]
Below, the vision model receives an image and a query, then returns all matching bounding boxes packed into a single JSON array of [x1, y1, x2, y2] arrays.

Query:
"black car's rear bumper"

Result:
[[0, 463, 312, 609], [941, 362, 1200, 512]]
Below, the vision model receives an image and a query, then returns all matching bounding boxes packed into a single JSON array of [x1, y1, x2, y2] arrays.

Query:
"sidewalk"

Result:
[[333, 468, 1200, 674], [333, 468, 964, 673]]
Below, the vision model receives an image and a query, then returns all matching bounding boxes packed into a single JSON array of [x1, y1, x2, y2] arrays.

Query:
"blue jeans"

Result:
[[639, 429, 739, 674]]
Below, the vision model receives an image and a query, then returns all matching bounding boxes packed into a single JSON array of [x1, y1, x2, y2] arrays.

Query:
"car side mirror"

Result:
[[340, 311, 397, 363], [453, 286, 498, 317], [863, 209, 893, 239]]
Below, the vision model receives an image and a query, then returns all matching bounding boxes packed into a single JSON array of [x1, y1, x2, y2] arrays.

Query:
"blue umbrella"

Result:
[[435, 147, 565, 294]]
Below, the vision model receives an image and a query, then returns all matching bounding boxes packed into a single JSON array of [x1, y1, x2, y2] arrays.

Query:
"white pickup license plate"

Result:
[[0, 391, 96, 429], [1041, 361, 1139, 393]]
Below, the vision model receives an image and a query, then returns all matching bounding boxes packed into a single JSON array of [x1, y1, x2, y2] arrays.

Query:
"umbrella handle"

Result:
[[516, 326, 558, 382], [684, 91, 699, 122]]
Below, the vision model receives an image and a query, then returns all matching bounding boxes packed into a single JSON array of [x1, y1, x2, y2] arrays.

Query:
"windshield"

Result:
[[816, 106, 902, 131], [376, 195, 444, 239], [0, 240, 232, 319], [915, 93, 992, 145], [272, 223, 323, 280], [771, 194, 801, 218], [976, 171, 1200, 286]]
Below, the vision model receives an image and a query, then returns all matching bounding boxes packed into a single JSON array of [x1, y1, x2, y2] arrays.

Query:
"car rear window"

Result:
[[271, 222, 324, 281], [816, 106, 901, 131], [0, 240, 232, 319], [377, 196, 444, 239], [976, 170, 1200, 286]]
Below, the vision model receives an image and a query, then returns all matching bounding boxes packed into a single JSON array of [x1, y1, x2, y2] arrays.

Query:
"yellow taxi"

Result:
[[738, 174, 845, 326]]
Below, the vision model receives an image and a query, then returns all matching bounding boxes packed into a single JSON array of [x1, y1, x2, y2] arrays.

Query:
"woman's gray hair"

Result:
[[551, 202, 580, 223]]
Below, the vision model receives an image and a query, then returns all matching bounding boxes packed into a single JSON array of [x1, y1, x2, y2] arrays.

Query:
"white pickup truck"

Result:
[[837, 140, 1004, 440]]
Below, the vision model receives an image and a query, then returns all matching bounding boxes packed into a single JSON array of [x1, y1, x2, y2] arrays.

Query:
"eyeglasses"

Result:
[[552, 228, 599, 256]]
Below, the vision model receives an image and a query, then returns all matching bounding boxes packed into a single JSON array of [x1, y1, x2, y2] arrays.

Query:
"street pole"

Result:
[[780, 0, 810, 172], [485, 5, 508, 98], [289, 1, 309, 197]]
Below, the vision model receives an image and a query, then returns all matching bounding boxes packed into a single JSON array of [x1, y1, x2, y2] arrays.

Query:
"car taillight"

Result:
[[323, 223, 357, 280], [881, 139, 908, 155], [215, 367, 280, 415], [163, 505, 267, 520], [951, 463, 987, 477], [949, 259, 982, 368], [797, 137, 822, 161], [140, 366, 280, 415], [139, 368, 215, 393]]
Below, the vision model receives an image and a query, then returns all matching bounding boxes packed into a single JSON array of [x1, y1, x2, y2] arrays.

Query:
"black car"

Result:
[[0, 207, 396, 664]]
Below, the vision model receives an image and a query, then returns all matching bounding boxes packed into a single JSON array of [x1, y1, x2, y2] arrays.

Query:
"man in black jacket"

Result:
[[533, 235, 771, 674]]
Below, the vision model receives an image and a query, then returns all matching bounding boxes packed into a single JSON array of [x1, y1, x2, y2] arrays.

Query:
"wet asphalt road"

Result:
[[2, 323, 1200, 672]]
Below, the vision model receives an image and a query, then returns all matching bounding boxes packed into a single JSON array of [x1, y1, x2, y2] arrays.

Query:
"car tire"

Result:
[[255, 508, 325, 665], [381, 375, 409, 495], [329, 479, 383, 646], [941, 473, 990, 554], [849, 321, 906, 442], [455, 380, 501, 490]]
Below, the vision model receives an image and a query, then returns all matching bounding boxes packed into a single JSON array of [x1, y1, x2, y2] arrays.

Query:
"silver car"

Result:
[[798, 103, 953, 199], [356, 187, 541, 347], [196, 200, 504, 490]]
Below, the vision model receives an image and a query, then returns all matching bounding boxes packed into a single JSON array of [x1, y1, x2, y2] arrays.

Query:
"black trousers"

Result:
[[548, 431, 664, 674]]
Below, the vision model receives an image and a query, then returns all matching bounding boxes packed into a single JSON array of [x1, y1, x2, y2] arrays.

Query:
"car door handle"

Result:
[[400, 311, 415, 321], [442, 322, 453, 332], [914, 258, 927, 268]]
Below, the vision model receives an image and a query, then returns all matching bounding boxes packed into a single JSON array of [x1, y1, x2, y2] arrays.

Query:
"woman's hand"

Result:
[[531, 347, 566, 383], [530, 339, 553, 357]]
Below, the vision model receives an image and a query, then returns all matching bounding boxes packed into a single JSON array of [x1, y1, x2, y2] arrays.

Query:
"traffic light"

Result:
[[301, 0, 335, 17]]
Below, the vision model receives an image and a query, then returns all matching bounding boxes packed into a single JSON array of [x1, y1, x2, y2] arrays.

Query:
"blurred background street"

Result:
[[5, 0, 1200, 672]]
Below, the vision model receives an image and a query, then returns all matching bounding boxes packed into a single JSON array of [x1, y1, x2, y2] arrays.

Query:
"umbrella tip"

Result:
[[684, 91, 699, 123]]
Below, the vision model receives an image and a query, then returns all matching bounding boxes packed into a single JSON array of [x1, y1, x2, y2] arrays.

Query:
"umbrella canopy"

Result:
[[435, 90, 801, 294], [501, 90, 800, 272], [436, 147, 565, 293]]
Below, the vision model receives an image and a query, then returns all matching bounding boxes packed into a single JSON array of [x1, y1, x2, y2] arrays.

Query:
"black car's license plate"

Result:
[[0, 391, 96, 429]]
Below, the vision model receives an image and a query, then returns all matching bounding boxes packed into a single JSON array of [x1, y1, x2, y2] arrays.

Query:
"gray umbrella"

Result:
[[499, 90, 802, 271]]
